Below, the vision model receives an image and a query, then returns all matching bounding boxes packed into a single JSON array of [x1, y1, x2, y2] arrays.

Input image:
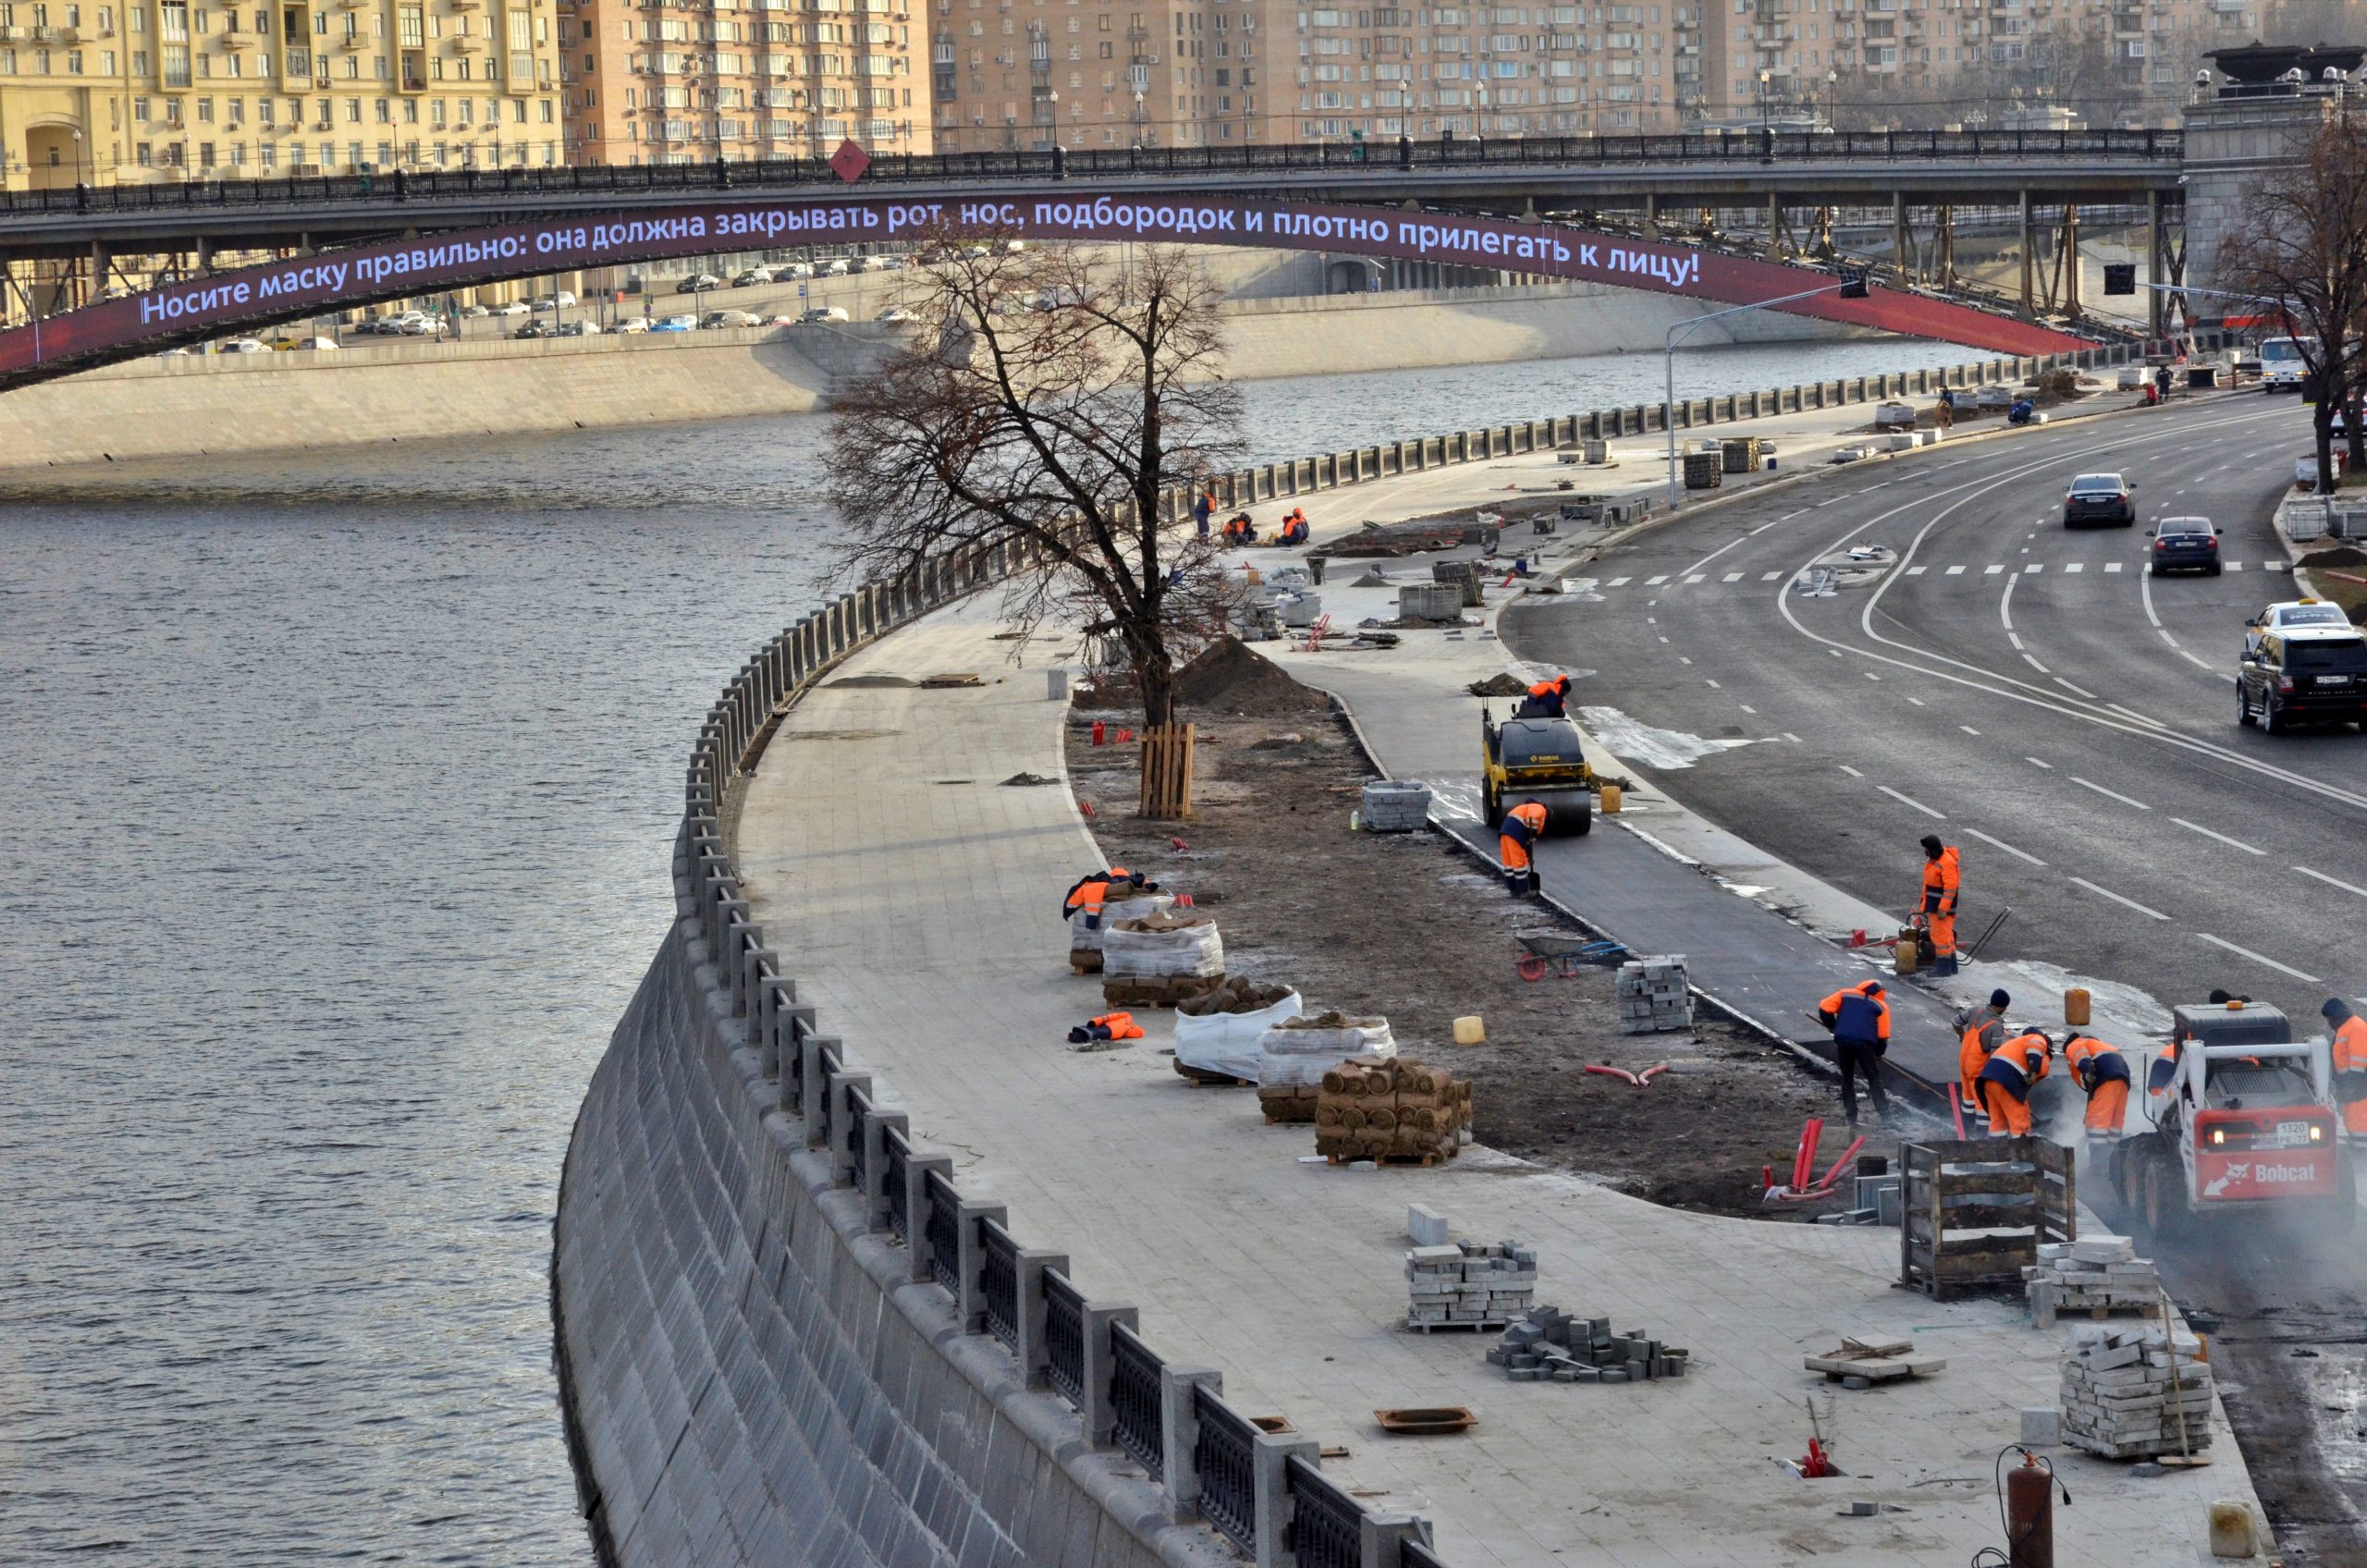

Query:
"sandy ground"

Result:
[[1065, 643, 1914, 1220]]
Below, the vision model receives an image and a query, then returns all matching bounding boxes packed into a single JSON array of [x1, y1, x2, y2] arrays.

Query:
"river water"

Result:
[[0, 333, 1981, 1563]]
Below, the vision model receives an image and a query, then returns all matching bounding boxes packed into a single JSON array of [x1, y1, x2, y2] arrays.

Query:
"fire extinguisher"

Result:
[[1998, 1446, 2070, 1568]]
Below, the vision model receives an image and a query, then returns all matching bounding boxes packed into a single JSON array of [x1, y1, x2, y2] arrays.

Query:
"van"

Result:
[[700, 309, 763, 329]]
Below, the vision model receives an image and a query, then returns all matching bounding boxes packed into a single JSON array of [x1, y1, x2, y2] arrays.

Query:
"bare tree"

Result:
[[2217, 116, 2367, 493], [825, 237, 1245, 729]]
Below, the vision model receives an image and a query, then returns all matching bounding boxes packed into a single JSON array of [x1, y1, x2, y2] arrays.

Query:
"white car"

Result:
[[492, 300, 532, 317], [819, 258, 850, 276], [875, 305, 919, 324], [215, 337, 269, 353], [531, 291, 578, 312], [458, 303, 491, 318], [732, 266, 775, 287], [779, 261, 814, 278], [871, 255, 904, 272], [609, 317, 652, 334], [289, 336, 340, 351], [2245, 598, 2353, 658]]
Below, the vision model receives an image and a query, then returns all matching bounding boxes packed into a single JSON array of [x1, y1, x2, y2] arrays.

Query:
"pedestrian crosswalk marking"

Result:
[[1945, 565, 1966, 575], [1985, 565, 2005, 575], [1647, 574, 1668, 585], [1684, 574, 1707, 584], [2063, 562, 2084, 573], [1723, 571, 1745, 582], [1607, 577, 1631, 586], [2104, 562, 2124, 573], [1907, 566, 1928, 575]]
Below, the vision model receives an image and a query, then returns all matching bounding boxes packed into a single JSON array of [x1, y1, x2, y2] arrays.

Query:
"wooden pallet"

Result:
[[1327, 1148, 1456, 1168], [1806, 1352, 1948, 1383], [1403, 1317, 1508, 1334]]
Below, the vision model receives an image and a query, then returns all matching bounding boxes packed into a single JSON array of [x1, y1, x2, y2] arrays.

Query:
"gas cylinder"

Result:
[[2005, 1454, 2054, 1568], [2064, 987, 2092, 1028], [1091, 719, 1107, 746]]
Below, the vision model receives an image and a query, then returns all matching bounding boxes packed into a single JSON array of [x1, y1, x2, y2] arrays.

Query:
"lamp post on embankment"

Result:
[[1663, 272, 1868, 509]]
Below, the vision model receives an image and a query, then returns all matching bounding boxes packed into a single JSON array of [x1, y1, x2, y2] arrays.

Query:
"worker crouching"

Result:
[[1278, 508, 1310, 546], [1516, 673, 1571, 719], [1498, 799, 1547, 895], [1817, 979, 1891, 1128], [1977, 1029, 2054, 1137], [1069, 1011, 1146, 1044], [2063, 1034, 2132, 1138]]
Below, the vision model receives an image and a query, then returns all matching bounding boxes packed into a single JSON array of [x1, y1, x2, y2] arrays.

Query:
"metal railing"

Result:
[[1192, 1384, 1258, 1555], [1110, 1322, 1165, 1476], [923, 1167, 962, 1296], [1403, 1537, 1452, 1568], [1042, 1268, 1085, 1406], [843, 1078, 870, 1190], [980, 1218, 1021, 1354], [1286, 1454, 1366, 1568], [0, 126, 2182, 217], [882, 1124, 912, 1242]]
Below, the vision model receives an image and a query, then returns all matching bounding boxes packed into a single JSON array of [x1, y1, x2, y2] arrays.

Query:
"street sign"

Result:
[[830, 140, 871, 183], [2103, 263, 2136, 296]]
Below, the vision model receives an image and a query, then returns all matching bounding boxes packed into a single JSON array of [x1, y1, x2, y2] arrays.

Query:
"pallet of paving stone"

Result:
[[2059, 1322, 2214, 1461], [1900, 1137, 2075, 1302], [2023, 1235, 2165, 1327], [1257, 1083, 1321, 1121], [1175, 1058, 1254, 1088], [1101, 974, 1226, 1008]]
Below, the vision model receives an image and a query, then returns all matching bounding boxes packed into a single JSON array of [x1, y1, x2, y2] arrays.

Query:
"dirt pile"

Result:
[[1173, 636, 1331, 718], [2305, 545, 2367, 569], [1467, 673, 1527, 697]]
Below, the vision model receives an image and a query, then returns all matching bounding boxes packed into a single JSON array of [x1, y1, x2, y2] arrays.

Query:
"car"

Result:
[[2238, 626, 2367, 731], [676, 273, 724, 294], [779, 261, 814, 278], [512, 321, 552, 339], [282, 335, 339, 351], [797, 306, 850, 324], [550, 320, 597, 337], [153, 346, 192, 357], [652, 313, 699, 332], [875, 305, 919, 324], [847, 255, 872, 274], [2245, 599, 2351, 658], [399, 317, 437, 336], [2148, 517, 2222, 576], [871, 255, 904, 272], [700, 309, 762, 329], [531, 291, 578, 312], [492, 300, 532, 316], [2064, 472, 2136, 527], [818, 258, 850, 276], [215, 337, 269, 353], [609, 317, 652, 334], [732, 267, 774, 287], [760, 313, 798, 326], [458, 303, 491, 319]]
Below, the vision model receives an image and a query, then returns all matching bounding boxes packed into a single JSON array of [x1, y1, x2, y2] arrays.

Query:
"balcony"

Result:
[[220, 29, 258, 48], [337, 33, 365, 50], [453, 32, 485, 50], [285, 45, 312, 73], [451, 0, 483, 9]]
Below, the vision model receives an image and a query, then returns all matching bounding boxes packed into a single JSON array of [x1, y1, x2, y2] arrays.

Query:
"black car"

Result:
[[2148, 516, 2221, 576], [2064, 472, 2136, 527], [2239, 629, 2367, 731], [511, 321, 551, 339]]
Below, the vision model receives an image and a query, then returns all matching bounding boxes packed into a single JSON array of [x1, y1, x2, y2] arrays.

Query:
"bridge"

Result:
[[0, 130, 2185, 390]]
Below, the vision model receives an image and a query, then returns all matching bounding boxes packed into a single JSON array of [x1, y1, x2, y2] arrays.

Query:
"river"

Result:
[[0, 333, 1983, 1563]]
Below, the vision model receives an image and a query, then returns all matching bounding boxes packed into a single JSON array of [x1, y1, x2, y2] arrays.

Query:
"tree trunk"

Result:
[[2318, 404, 2340, 496], [1135, 639, 1175, 729], [2348, 386, 2365, 480]]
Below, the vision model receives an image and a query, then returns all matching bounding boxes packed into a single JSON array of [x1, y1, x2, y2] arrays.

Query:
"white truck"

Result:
[[2260, 335, 2310, 393], [2114, 1001, 2355, 1236]]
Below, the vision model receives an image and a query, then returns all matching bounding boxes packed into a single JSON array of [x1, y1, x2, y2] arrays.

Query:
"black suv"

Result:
[[2238, 629, 2367, 731], [2064, 472, 2136, 527]]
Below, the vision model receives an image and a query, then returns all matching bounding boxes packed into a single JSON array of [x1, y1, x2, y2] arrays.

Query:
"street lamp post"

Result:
[[1665, 276, 1867, 509]]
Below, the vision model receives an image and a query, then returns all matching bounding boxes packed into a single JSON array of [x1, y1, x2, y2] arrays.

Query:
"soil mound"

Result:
[[1466, 673, 1527, 696], [1173, 636, 1330, 717], [2306, 545, 2367, 569]]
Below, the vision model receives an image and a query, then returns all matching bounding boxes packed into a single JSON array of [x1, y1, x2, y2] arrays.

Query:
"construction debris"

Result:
[[1316, 1055, 1467, 1162], [1616, 956, 1692, 1034], [1806, 1334, 1947, 1385], [2025, 1236, 2165, 1327], [2060, 1323, 2214, 1461], [1483, 1303, 1689, 1383], [1408, 1239, 1537, 1330]]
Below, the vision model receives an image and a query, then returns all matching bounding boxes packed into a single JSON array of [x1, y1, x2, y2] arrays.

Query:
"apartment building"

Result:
[[1722, 0, 2263, 128], [559, 0, 926, 164], [0, 0, 566, 190], [930, 0, 1695, 152]]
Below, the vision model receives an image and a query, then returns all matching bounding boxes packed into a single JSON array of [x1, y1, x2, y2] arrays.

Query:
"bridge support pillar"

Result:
[[1643, 192, 1660, 239], [2017, 190, 2035, 318], [1765, 192, 1782, 260], [2148, 190, 2165, 340], [2060, 203, 2081, 316], [1891, 192, 1908, 285], [1937, 206, 1956, 291]]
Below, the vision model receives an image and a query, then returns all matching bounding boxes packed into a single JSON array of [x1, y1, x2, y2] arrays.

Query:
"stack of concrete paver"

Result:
[[1485, 1305, 1689, 1384], [2059, 1324, 2214, 1460], [1357, 779, 1434, 833], [1404, 1239, 1536, 1329], [2024, 1235, 2163, 1327], [1317, 1056, 1468, 1165], [1615, 956, 1692, 1034]]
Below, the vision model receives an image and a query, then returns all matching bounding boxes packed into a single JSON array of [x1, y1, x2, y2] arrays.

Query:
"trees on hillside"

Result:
[[823, 237, 1243, 737], [2218, 116, 2367, 494]]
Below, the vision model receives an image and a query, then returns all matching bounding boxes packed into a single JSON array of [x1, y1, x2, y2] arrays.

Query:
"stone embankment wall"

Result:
[[0, 282, 1856, 472], [550, 333, 2170, 1568]]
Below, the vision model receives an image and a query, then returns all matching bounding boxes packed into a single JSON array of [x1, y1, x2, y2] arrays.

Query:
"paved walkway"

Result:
[[735, 585, 2259, 1565]]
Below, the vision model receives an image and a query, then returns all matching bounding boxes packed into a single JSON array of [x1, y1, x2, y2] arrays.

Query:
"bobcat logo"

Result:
[[2201, 1162, 2250, 1199]]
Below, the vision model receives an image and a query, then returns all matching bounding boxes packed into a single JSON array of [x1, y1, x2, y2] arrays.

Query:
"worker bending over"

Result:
[[1278, 510, 1310, 546], [1061, 866, 1154, 929], [1817, 978, 1892, 1128], [1220, 512, 1257, 545], [2062, 1034, 2132, 1137], [1977, 1029, 2053, 1137], [1956, 987, 2010, 1118], [2324, 998, 2367, 1140], [1916, 835, 1961, 976], [1497, 800, 1547, 895], [1517, 673, 1571, 719]]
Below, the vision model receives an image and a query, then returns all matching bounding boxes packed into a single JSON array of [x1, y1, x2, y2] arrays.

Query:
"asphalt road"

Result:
[[1503, 391, 2367, 1562]]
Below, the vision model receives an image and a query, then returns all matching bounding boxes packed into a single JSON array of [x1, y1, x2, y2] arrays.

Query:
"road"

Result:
[[1503, 391, 2367, 1562]]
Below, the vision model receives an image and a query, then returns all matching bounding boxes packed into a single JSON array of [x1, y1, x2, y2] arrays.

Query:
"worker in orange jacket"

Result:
[[1816, 978, 1891, 1127], [1498, 799, 1547, 894], [2062, 1034, 2132, 1137], [1956, 987, 2011, 1117], [2323, 998, 2367, 1136], [1976, 1029, 2053, 1137], [1069, 1011, 1146, 1043], [1918, 835, 1961, 976], [1518, 673, 1571, 718], [1278, 510, 1311, 546]]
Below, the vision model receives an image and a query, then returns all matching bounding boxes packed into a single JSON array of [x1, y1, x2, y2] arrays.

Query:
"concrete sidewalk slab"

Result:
[[733, 594, 2257, 1568]]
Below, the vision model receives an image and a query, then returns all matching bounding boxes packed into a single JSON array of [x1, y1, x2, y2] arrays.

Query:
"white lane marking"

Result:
[[2295, 864, 2367, 899], [2268, 560, 2291, 572], [2104, 703, 2164, 729], [1945, 565, 1967, 576], [1907, 566, 1929, 576], [1879, 785, 1945, 819], [1703, 677, 1719, 687], [1907, 696, 1927, 706], [1684, 574, 1707, 585], [2025, 563, 2045, 574], [2054, 678, 2098, 699], [2063, 562, 2084, 574], [1739, 704, 1757, 714], [1723, 571, 1745, 583], [1607, 576, 1632, 587], [1839, 765, 1864, 778], [1783, 731, 1803, 744], [1816, 496, 1841, 508], [2196, 932, 2322, 984], [2226, 561, 2244, 572], [1964, 827, 2047, 866], [2172, 817, 2264, 856], [1985, 564, 2005, 575], [2180, 650, 2215, 671], [1829, 649, 1845, 658], [1647, 574, 1669, 585], [2070, 876, 2169, 921], [2104, 561, 2124, 573], [2027, 756, 2053, 769], [2000, 573, 2017, 631], [1960, 725, 1981, 735], [2008, 632, 2025, 649], [2071, 777, 2151, 811], [1678, 655, 1693, 665], [2022, 653, 2051, 673], [1760, 570, 1783, 582], [1864, 671, 1883, 682]]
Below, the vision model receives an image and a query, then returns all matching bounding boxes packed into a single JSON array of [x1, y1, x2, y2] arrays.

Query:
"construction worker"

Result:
[[1191, 490, 1215, 538], [2323, 998, 2367, 1138], [1279, 511, 1311, 546], [2062, 1033, 2133, 1138], [1956, 987, 2011, 1118], [1976, 1029, 2053, 1138], [1518, 673, 1571, 718], [1817, 978, 1892, 1127], [1917, 835, 1961, 976], [1069, 1011, 1147, 1043], [1497, 799, 1547, 894]]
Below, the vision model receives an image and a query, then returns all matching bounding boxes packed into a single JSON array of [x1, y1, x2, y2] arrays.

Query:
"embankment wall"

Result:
[[0, 283, 1856, 471]]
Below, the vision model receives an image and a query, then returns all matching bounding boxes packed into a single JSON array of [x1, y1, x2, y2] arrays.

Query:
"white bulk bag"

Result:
[[1173, 990, 1305, 1083], [1257, 1019, 1397, 1087], [1102, 916, 1226, 979], [1069, 892, 1172, 952]]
